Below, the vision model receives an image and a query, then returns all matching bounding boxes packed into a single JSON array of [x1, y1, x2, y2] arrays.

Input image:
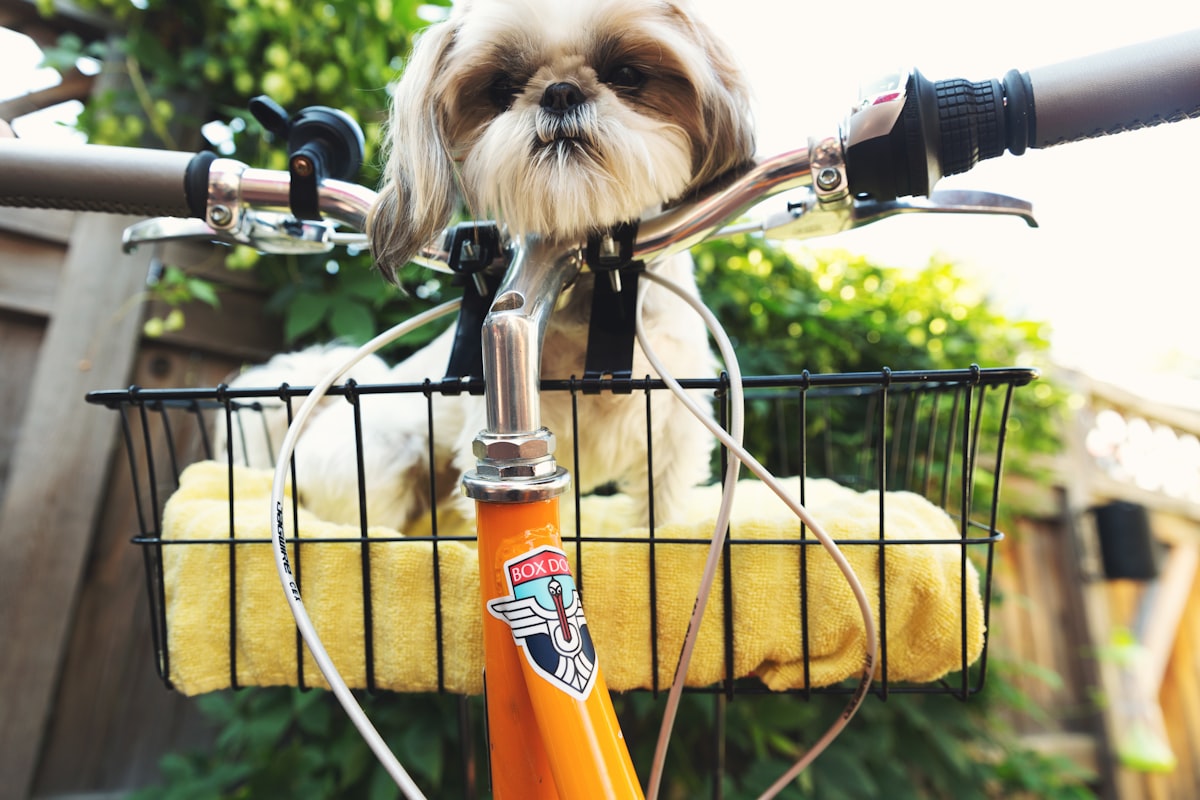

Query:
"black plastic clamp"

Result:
[[248, 95, 365, 221], [582, 222, 642, 394], [443, 223, 504, 385]]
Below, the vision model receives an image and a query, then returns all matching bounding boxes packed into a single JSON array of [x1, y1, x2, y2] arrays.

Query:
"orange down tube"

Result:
[[476, 496, 643, 800]]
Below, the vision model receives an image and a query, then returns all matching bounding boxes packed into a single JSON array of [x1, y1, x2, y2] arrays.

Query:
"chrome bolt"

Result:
[[599, 233, 619, 259], [816, 167, 841, 191], [209, 205, 233, 227], [292, 155, 315, 178], [472, 460, 560, 480], [607, 270, 623, 294]]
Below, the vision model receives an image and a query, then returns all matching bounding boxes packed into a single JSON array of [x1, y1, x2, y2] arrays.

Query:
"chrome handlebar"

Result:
[[121, 140, 1034, 267]]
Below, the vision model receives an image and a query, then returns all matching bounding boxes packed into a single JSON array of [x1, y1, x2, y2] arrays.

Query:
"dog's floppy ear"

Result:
[[367, 17, 462, 283], [673, 3, 757, 190]]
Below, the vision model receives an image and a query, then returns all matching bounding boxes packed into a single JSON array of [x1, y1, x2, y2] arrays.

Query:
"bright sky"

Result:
[[694, 0, 1200, 406], [2, 3, 1199, 404]]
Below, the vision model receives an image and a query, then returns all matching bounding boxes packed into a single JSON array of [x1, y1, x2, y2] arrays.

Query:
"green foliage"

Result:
[[256, 250, 456, 355], [142, 265, 221, 337], [696, 237, 1065, 486], [52, 0, 441, 162], [51, 0, 452, 348], [616, 683, 1096, 799], [697, 238, 1045, 374], [129, 678, 1094, 799], [127, 689, 487, 799], [604, 657, 1094, 800]]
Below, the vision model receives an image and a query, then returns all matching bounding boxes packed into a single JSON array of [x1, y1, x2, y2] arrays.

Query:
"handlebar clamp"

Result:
[[582, 222, 644, 395]]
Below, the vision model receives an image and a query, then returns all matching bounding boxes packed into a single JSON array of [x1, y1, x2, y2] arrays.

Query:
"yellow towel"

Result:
[[160, 461, 985, 696]]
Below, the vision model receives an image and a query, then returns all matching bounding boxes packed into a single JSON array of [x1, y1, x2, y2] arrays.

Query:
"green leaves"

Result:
[[142, 266, 221, 338], [141, 266, 220, 310], [604, 678, 1096, 800], [282, 291, 334, 343], [46, 0, 443, 350], [283, 291, 376, 347], [131, 689, 487, 798], [694, 237, 1065, 480], [261, 255, 451, 349]]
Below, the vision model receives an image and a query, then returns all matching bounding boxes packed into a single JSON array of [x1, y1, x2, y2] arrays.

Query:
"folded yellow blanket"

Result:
[[161, 461, 984, 696]]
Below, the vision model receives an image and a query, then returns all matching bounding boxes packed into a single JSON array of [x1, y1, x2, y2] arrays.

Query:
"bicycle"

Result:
[[3, 25, 1198, 800]]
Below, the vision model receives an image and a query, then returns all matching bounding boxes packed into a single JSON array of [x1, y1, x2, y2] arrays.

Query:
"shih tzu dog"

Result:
[[224, 0, 755, 530]]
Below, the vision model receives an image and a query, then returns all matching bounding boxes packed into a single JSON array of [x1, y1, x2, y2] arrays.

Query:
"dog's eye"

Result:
[[603, 65, 645, 90], [487, 74, 519, 110]]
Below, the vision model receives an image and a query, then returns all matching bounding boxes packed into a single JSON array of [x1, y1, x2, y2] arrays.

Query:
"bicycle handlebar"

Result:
[[1026, 28, 1200, 148], [0, 28, 1195, 249], [847, 28, 1200, 200], [0, 143, 196, 217]]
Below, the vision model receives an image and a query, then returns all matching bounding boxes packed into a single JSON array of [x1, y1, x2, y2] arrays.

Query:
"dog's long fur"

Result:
[[225, 0, 755, 530], [367, 0, 754, 275]]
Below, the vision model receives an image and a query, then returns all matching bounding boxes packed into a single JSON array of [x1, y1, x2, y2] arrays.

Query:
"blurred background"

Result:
[[693, 0, 1200, 404]]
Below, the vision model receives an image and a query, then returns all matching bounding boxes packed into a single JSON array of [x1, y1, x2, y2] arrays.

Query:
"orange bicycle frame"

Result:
[[462, 236, 643, 798], [474, 495, 642, 799]]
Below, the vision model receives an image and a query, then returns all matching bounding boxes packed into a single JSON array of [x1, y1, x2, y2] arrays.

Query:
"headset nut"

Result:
[[472, 430, 556, 461]]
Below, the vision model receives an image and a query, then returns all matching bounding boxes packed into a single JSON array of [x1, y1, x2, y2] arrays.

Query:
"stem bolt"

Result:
[[816, 167, 842, 191], [209, 205, 233, 227], [292, 155, 315, 178]]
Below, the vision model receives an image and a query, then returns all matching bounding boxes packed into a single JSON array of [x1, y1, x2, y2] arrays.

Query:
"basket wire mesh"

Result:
[[87, 365, 1035, 706]]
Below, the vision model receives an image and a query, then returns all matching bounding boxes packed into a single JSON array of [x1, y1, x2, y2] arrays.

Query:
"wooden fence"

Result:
[[0, 202, 282, 799], [986, 373, 1200, 799], [0, 4, 283, 796]]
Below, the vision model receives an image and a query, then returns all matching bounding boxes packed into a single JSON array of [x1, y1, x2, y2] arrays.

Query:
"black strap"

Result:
[[582, 223, 641, 394], [443, 223, 504, 386], [443, 270, 502, 385]]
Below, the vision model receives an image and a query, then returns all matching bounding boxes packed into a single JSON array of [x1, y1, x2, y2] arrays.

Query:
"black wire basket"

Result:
[[86, 365, 1036, 703]]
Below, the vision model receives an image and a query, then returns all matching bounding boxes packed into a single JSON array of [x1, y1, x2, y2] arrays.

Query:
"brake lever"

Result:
[[122, 210, 339, 255], [758, 188, 1038, 242]]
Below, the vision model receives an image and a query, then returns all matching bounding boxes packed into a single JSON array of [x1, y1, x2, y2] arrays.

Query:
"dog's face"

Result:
[[368, 0, 755, 280]]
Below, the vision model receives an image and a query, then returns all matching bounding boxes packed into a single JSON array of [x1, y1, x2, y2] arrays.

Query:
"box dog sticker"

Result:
[[488, 545, 598, 700]]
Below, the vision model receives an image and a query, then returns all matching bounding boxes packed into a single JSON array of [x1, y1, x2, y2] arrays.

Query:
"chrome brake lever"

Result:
[[122, 210, 340, 255], [759, 189, 1038, 242]]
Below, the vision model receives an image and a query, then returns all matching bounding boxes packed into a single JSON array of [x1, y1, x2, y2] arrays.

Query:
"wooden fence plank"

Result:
[[30, 342, 242, 796], [0, 227, 66, 317], [0, 213, 152, 800], [0, 317, 45, 489], [0, 207, 77, 246]]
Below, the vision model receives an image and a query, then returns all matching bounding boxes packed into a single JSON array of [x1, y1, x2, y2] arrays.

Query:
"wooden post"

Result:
[[0, 212, 151, 800], [1141, 534, 1199, 695]]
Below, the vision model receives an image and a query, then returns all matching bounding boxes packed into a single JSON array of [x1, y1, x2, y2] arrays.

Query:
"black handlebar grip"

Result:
[[848, 28, 1200, 201], [931, 77, 1008, 175], [184, 150, 218, 219], [903, 72, 1011, 194]]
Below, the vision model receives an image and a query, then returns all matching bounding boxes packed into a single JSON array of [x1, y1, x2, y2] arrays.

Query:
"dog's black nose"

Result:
[[541, 82, 585, 114]]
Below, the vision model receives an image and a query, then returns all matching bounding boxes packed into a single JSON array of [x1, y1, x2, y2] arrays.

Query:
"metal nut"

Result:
[[472, 430, 556, 461], [472, 459, 560, 480]]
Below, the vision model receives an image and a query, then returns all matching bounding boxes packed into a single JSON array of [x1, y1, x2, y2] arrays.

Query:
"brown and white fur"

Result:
[[225, 0, 755, 530]]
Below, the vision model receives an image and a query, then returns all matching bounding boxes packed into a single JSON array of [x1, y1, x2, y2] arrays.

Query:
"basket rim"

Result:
[[86, 364, 1039, 407]]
